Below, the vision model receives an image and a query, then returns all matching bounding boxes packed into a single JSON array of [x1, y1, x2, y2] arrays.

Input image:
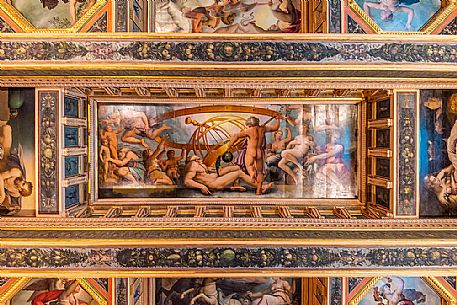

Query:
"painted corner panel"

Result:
[[354, 0, 440, 32], [0, 278, 111, 305], [0, 0, 108, 32], [351, 277, 452, 305], [344, 0, 457, 33]]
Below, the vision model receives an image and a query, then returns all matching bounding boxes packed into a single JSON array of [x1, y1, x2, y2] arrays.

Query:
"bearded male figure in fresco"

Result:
[[0, 120, 32, 215]]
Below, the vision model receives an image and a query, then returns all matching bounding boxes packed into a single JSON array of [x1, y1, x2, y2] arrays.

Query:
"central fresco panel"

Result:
[[95, 101, 358, 202], [154, 0, 303, 33], [156, 278, 301, 305]]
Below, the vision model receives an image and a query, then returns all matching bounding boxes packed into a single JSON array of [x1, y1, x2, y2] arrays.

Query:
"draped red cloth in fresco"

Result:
[[32, 290, 65, 305]]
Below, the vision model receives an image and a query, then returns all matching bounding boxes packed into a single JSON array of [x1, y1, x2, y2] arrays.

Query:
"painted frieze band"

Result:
[[1, 246, 457, 270]]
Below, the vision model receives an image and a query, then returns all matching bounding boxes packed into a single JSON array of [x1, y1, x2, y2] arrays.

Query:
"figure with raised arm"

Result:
[[278, 124, 315, 184], [225, 115, 279, 195]]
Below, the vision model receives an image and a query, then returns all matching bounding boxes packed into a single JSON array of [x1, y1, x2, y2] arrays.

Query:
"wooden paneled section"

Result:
[[302, 278, 328, 305]]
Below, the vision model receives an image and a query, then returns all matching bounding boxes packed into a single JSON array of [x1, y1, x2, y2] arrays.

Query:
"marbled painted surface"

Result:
[[348, 277, 364, 293], [0, 17, 14, 33], [88, 12, 108, 32], [440, 17, 457, 35], [347, 15, 366, 33]]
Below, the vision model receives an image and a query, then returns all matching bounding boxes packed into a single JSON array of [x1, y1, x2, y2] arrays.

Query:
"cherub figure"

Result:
[[161, 148, 187, 184], [363, 0, 417, 31], [100, 125, 122, 160]]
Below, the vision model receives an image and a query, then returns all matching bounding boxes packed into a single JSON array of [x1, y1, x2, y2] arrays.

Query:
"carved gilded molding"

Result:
[[77, 278, 108, 305], [3, 78, 457, 89], [0, 278, 30, 303], [424, 277, 457, 305], [348, 277, 381, 305], [3, 217, 457, 230]]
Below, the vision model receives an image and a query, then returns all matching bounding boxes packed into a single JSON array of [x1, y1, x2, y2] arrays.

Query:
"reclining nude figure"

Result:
[[184, 155, 272, 195]]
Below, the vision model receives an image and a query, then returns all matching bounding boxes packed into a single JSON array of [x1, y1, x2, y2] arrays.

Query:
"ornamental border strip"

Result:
[[1, 246, 457, 270], [0, 40, 457, 63]]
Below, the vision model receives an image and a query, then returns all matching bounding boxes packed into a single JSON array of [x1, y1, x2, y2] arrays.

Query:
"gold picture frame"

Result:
[[89, 97, 364, 210]]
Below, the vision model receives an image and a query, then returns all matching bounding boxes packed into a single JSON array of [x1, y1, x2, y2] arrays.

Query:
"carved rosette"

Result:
[[397, 92, 418, 216], [38, 91, 59, 214]]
